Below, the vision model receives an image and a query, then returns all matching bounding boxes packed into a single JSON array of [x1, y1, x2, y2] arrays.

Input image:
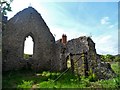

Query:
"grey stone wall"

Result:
[[67, 36, 89, 54], [2, 7, 116, 80], [66, 36, 91, 76], [53, 40, 67, 71], [2, 7, 56, 71], [66, 36, 116, 79]]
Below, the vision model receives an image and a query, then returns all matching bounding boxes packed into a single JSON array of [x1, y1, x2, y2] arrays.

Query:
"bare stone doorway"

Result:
[[66, 54, 74, 73], [67, 55, 71, 68]]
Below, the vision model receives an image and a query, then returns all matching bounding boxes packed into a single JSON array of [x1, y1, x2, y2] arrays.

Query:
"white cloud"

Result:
[[93, 35, 118, 55], [108, 23, 118, 29], [7, 1, 118, 55], [49, 25, 87, 41], [108, 25, 114, 28], [50, 27, 67, 40], [97, 35, 111, 44], [100, 17, 117, 30], [101, 16, 110, 25]]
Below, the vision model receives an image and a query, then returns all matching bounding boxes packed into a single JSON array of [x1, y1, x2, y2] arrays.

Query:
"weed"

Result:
[[2, 62, 119, 88]]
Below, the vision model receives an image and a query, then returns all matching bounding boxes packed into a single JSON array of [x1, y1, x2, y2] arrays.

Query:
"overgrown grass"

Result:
[[2, 62, 120, 89], [111, 62, 119, 74]]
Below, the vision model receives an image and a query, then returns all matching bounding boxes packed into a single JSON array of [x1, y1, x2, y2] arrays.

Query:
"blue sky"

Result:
[[6, 0, 118, 55]]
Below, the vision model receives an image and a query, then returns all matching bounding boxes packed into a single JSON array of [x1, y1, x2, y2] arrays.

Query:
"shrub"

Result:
[[24, 54, 29, 59], [17, 80, 33, 88], [88, 69, 97, 82]]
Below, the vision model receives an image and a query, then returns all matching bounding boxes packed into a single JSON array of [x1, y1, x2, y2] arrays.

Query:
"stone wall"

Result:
[[67, 36, 89, 54], [66, 36, 91, 76], [2, 7, 56, 71], [54, 40, 67, 71], [2, 7, 116, 80], [66, 36, 116, 79]]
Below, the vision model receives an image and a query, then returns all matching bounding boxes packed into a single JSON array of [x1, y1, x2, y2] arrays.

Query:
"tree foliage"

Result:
[[0, 0, 13, 15], [100, 54, 120, 62]]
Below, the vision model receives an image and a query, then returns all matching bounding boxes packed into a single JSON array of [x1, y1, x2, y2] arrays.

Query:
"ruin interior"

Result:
[[2, 7, 116, 80]]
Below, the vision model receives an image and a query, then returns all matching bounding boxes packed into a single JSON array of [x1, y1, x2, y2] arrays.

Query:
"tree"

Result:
[[0, 0, 13, 16], [100, 55, 106, 62], [100, 54, 115, 62], [114, 55, 120, 62], [106, 54, 114, 62]]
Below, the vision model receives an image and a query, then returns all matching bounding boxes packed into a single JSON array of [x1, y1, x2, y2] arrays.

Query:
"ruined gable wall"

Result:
[[2, 7, 56, 71]]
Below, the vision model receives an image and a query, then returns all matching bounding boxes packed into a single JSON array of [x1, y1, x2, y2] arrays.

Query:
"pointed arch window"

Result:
[[23, 36, 34, 59]]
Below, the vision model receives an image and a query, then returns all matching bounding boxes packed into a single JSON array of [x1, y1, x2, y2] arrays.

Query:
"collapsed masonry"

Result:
[[2, 7, 116, 80]]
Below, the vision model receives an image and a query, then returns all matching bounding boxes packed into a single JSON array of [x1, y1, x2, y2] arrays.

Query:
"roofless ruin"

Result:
[[2, 7, 116, 80]]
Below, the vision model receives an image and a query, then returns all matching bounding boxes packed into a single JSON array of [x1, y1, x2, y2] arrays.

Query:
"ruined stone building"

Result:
[[2, 7, 116, 79]]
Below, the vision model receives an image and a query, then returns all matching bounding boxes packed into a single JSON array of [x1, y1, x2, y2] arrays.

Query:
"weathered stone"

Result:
[[2, 7, 56, 71], [2, 7, 116, 80], [54, 40, 67, 71], [66, 36, 116, 79]]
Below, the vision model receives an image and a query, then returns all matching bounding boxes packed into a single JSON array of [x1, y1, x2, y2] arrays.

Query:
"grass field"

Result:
[[2, 62, 120, 89]]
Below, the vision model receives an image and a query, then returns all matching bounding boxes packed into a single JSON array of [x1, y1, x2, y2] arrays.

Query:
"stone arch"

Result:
[[23, 32, 35, 59]]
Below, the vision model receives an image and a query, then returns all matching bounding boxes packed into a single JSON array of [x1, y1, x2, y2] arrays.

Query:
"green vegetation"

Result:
[[0, 0, 13, 15], [24, 54, 32, 59], [3, 62, 120, 89], [111, 62, 119, 74], [88, 68, 97, 82], [100, 54, 120, 62]]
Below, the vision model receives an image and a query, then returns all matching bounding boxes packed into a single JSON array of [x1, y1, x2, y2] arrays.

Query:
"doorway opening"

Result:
[[23, 36, 34, 59], [67, 55, 71, 68]]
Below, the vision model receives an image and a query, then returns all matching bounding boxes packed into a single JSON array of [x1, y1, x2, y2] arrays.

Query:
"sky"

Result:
[[6, 0, 118, 55]]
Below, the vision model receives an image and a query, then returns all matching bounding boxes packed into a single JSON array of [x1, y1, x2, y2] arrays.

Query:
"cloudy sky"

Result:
[[6, 0, 118, 55]]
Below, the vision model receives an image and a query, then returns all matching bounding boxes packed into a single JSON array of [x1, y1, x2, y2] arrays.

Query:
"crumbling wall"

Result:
[[87, 38, 116, 79], [2, 7, 56, 71], [2, 7, 116, 80], [54, 40, 67, 71], [66, 36, 116, 79], [66, 36, 90, 75]]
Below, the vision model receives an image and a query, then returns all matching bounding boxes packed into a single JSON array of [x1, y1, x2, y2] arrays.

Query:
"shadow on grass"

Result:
[[3, 69, 87, 88], [2, 69, 63, 88], [2, 62, 120, 88]]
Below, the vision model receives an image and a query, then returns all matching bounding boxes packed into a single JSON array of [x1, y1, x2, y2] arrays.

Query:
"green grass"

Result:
[[111, 62, 119, 74], [2, 62, 120, 89], [24, 54, 32, 59]]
